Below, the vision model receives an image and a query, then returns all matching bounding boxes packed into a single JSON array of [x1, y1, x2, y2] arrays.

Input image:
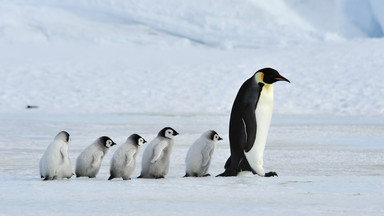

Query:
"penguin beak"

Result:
[[174, 131, 179, 136], [112, 142, 117, 146], [218, 136, 223, 141], [275, 75, 290, 83]]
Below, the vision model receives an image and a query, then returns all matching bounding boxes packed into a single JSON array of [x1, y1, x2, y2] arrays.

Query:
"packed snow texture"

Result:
[[1, 1, 384, 216], [0, 0, 383, 116], [0, 114, 383, 215]]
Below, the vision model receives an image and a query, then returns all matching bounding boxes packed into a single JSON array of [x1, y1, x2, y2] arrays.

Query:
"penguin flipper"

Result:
[[151, 141, 168, 163], [60, 146, 68, 162], [91, 151, 103, 167], [124, 149, 136, 168], [242, 106, 257, 153], [201, 144, 214, 167]]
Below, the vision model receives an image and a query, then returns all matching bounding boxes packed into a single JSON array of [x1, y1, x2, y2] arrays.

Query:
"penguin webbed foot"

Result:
[[203, 173, 211, 177], [264, 171, 278, 177], [216, 171, 236, 177]]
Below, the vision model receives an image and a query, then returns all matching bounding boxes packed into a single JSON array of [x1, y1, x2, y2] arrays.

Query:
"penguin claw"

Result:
[[265, 171, 278, 177]]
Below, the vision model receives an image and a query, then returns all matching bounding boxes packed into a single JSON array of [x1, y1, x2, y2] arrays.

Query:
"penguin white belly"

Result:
[[244, 84, 274, 176]]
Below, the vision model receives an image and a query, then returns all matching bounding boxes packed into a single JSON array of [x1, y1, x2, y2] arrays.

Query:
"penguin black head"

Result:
[[55, 131, 70, 142], [99, 136, 116, 148], [128, 134, 147, 146], [255, 67, 290, 84], [208, 130, 223, 141], [158, 127, 179, 139]]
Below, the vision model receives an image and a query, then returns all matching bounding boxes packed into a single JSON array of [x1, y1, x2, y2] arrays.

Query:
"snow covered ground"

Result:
[[0, 113, 383, 215], [0, 0, 384, 215]]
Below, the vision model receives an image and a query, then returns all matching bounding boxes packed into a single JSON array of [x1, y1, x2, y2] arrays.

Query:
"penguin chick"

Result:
[[138, 127, 179, 179], [39, 131, 73, 180], [185, 130, 223, 177], [75, 136, 116, 178], [108, 134, 147, 180]]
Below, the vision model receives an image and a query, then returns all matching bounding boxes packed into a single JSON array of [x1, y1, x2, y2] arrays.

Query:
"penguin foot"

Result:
[[203, 173, 211, 177], [108, 176, 114, 180], [216, 170, 237, 177], [265, 171, 278, 177]]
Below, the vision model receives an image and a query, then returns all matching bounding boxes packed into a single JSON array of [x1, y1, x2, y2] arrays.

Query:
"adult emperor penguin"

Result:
[[138, 127, 179, 179], [217, 67, 290, 177], [75, 136, 116, 178], [108, 134, 147, 180], [39, 131, 73, 180], [185, 130, 223, 177]]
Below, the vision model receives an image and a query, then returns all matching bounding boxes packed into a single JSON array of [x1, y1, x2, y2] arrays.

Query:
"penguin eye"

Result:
[[214, 135, 218, 140], [106, 140, 112, 147], [138, 138, 143, 145]]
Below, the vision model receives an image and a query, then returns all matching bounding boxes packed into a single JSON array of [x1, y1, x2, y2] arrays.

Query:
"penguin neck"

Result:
[[258, 83, 274, 94]]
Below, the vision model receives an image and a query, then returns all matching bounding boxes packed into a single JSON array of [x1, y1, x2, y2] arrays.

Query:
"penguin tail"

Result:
[[224, 156, 231, 169], [217, 156, 237, 177], [216, 170, 235, 177], [238, 157, 254, 173]]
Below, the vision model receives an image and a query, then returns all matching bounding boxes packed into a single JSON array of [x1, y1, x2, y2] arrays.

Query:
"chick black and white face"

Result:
[[106, 139, 114, 148], [209, 130, 223, 141], [160, 127, 179, 139], [100, 136, 116, 148], [137, 137, 146, 146], [165, 129, 175, 139], [255, 68, 290, 85], [213, 134, 222, 142]]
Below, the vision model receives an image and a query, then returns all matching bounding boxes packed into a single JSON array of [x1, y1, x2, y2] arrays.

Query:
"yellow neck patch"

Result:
[[255, 72, 265, 84]]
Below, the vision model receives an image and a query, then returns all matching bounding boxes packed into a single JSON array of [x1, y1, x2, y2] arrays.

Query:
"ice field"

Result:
[[1, 0, 384, 215], [0, 113, 383, 215]]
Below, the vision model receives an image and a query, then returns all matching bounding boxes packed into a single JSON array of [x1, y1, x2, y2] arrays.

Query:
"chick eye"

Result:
[[107, 140, 112, 145], [138, 138, 143, 144]]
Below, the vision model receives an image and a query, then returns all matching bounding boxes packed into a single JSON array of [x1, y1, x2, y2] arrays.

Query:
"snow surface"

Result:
[[1, 0, 384, 215], [0, 114, 383, 215]]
